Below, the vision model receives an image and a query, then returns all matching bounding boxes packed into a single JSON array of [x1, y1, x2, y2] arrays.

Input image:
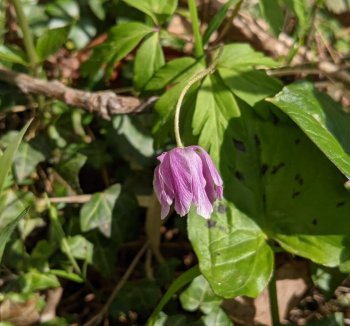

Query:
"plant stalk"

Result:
[[188, 0, 205, 62], [268, 273, 280, 326], [11, 0, 39, 73]]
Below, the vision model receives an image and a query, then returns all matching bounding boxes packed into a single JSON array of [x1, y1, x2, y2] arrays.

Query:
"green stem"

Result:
[[268, 273, 280, 326], [188, 0, 204, 62], [174, 65, 215, 148], [11, 0, 38, 73]]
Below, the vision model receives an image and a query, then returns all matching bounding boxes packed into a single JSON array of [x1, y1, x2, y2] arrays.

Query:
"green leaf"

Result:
[[188, 201, 273, 298], [0, 208, 28, 262], [216, 44, 281, 106], [260, 0, 284, 36], [80, 184, 121, 237], [269, 82, 350, 179], [203, 0, 241, 44], [134, 32, 164, 90], [311, 265, 346, 299], [20, 270, 60, 293], [307, 313, 344, 326], [222, 102, 350, 267], [145, 56, 198, 91], [35, 25, 70, 61], [50, 269, 83, 283], [122, 0, 178, 24], [62, 235, 93, 264], [147, 266, 200, 326], [287, 0, 310, 38], [217, 43, 279, 69], [180, 275, 223, 314], [88, 0, 106, 20], [14, 141, 45, 183], [0, 45, 28, 65], [87, 22, 153, 78], [55, 147, 87, 192], [201, 307, 233, 326], [0, 120, 32, 194], [193, 73, 240, 166]]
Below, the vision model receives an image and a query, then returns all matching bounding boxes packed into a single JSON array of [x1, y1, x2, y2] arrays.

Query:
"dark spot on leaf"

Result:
[[292, 191, 300, 198], [261, 164, 268, 176], [254, 134, 261, 147], [235, 171, 244, 181], [312, 218, 317, 226], [336, 201, 345, 207], [271, 163, 285, 174], [218, 203, 227, 214], [271, 113, 279, 125], [233, 138, 246, 152], [216, 252, 221, 256], [294, 174, 304, 186], [295, 139, 301, 145], [207, 220, 217, 228]]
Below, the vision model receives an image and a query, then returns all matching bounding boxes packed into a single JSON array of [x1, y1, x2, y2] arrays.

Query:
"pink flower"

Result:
[[153, 146, 223, 219]]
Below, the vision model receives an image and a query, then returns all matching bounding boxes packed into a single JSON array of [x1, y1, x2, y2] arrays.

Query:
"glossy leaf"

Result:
[[220, 102, 350, 267], [201, 307, 233, 326], [14, 141, 45, 183], [180, 275, 222, 314], [35, 25, 70, 61], [62, 235, 93, 264], [188, 201, 273, 298], [270, 82, 350, 178], [122, 0, 178, 24], [134, 32, 164, 90], [80, 184, 121, 237]]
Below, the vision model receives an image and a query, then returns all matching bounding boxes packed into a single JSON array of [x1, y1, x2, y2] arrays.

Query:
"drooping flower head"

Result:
[[153, 146, 223, 219]]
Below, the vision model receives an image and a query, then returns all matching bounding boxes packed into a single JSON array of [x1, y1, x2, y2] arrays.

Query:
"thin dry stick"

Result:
[[0, 65, 157, 120], [84, 242, 148, 326]]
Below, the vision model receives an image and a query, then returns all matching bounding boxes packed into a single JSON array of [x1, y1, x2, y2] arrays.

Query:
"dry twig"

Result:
[[0, 65, 157, 119]]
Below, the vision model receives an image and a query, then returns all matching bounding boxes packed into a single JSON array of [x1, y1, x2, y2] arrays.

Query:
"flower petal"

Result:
[[189, 146, 223, 202], [153, 165, 174, 219], [167, 148, 193, 216], [186, 149, 213, 219]]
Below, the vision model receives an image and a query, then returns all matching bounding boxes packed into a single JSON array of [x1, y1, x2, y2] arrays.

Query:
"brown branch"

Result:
[[0, 65, 157, 119]]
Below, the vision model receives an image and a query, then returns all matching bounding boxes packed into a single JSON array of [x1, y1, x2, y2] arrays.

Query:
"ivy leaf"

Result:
[[62, 235, 93, 264], [20, 270, 60, 293], [35, 25, 70, 61], [134, 32, 164, 91], [180, 275, 223, 314], [270, 82, 350, 178], [122, 0, 178, 24], [188, 201, 273, 298], [200, 307, 233, 326], [80, 184, 121, 237]]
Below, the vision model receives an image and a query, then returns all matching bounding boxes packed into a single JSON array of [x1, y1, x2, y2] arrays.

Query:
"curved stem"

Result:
[[188, 0, 204, 62], [174, 65, 215, 147], [174, 46, 224, 147]]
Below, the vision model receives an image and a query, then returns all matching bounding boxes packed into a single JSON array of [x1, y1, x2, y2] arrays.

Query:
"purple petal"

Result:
[[153, 165, 174, 219], [189, 146, 223, 202], [164, 149, 193, 216], [185, 149, 213, 219]]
